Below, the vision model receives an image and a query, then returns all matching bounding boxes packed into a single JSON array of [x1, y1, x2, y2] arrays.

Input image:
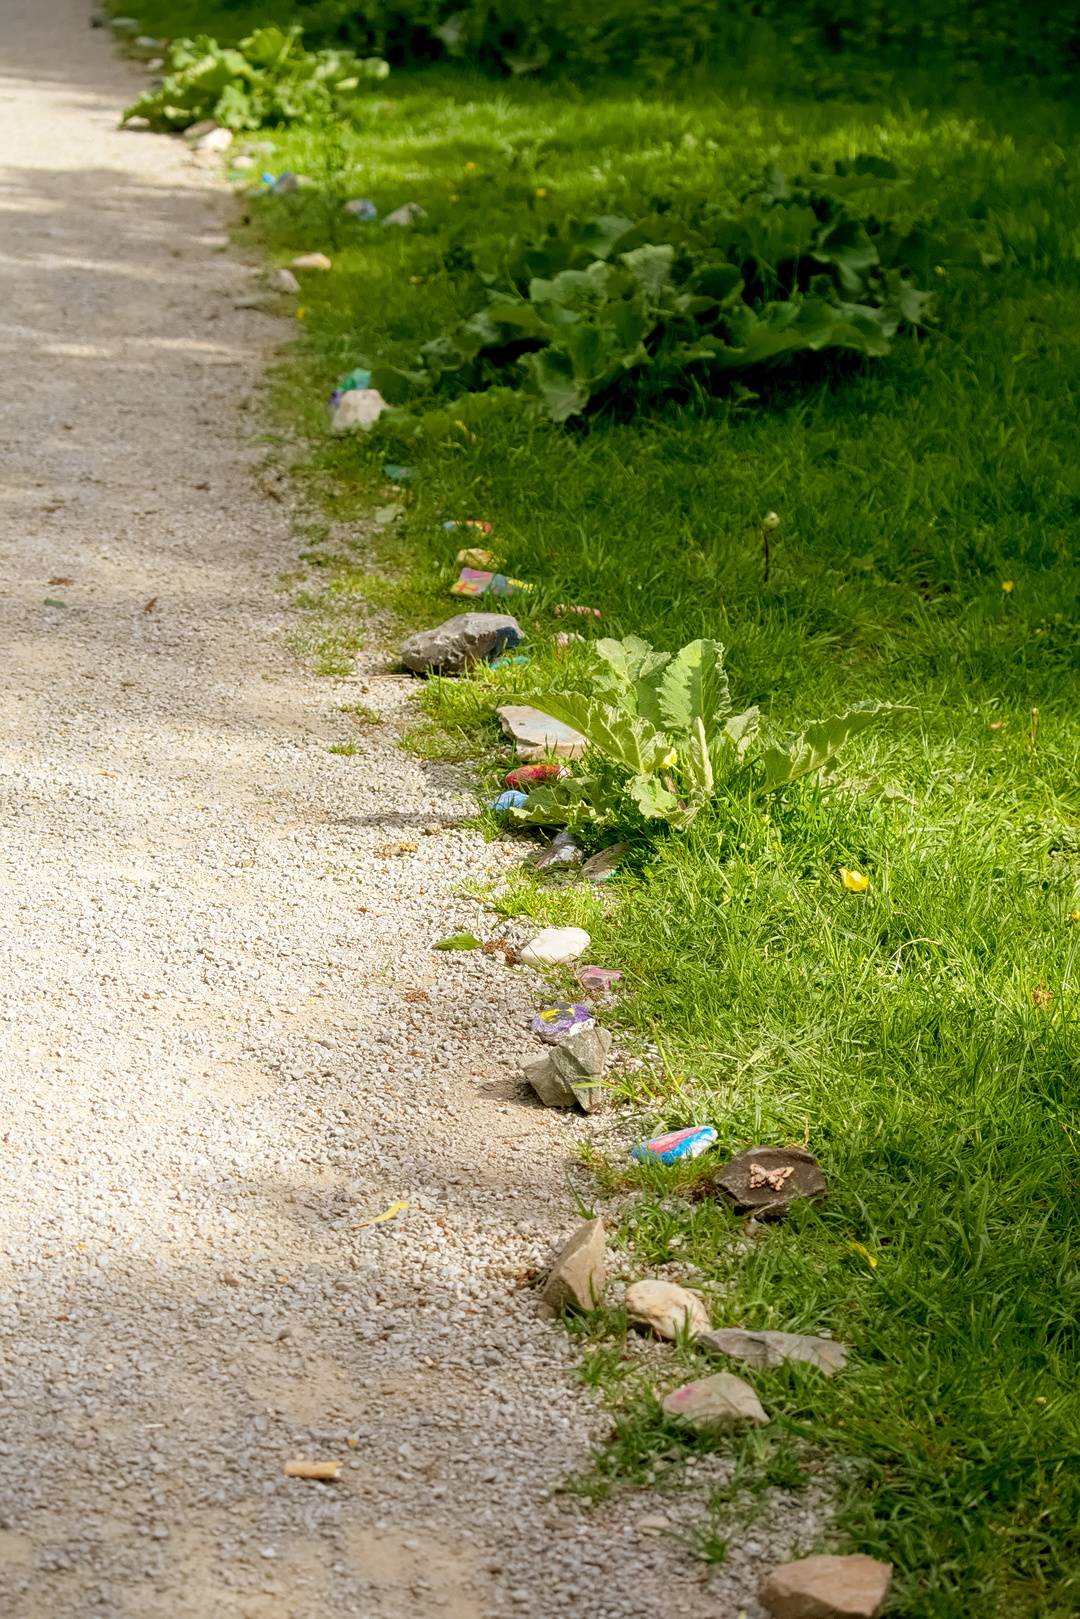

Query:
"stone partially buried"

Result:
[[698, 1328, 848, 1377], [497, 704, 587, 761]]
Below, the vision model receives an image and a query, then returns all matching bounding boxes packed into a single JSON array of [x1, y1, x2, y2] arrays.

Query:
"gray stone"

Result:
[[401, 613, 523, 676], [539, 1216, 606, 1313], [268, 267, 300, 293], [714, 1145, 827, 1219], [525, 1025, 611, 1111], [698, 1328, 848, 1376], [661, 1371, 768, 1430], [759, 1554, 893, 1619], [625, 1279, 710, 1340], [497, 705, 587, 761], [523, 1053, 577, 1109]]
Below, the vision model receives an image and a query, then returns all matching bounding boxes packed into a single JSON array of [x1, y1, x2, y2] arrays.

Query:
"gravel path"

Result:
[[0, 6, 831, 1615]]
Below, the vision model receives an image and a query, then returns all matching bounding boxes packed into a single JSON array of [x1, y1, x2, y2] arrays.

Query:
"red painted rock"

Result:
[[662, 1371, 767, 1430], [759, 1554, 893, 1619]]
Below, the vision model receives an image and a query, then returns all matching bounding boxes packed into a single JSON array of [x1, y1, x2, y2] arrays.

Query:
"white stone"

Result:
[[383, 203, 427, 226], [290, 252, 332, 271], [331, 389, 389, 431], [624, 1279, 710, 1339], [193, 126, 232, 153], [519, 927, 591, 968]]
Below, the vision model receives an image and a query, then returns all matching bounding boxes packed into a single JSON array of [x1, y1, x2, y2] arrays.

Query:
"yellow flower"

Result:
[[449, 193, 459, 202], [660, 748, 678, 769], [840, 867, 870, 892], [1001, 580, 1013, 593], [1071, 911, 1080, 921], [297, 306, 306, 320], [847, 1240, 878, 1267], [465, 161, 476, 171], [535, 186, 547, 197]]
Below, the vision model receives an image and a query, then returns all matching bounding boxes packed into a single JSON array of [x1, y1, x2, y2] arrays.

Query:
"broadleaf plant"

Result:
[[123, 26, 389, 133], [507, 635, 906, 831], [375, 156, 999, 425]]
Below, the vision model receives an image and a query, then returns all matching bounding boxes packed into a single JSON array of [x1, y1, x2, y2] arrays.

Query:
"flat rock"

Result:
[[331, 388, 389, 431], [625, 1279, 710, 1340], [698, 1328, 848, 1376], [497, 704, 587, 761], [540, 1216, 606, 1312], [759, 1554, 893, 1619], [290, 251, 332, 270], [662, 1370, 768, 1430], [519, 926, 590, 968], [400, 612, 522, 676], [714, 1145, 827, 1219], [384, 202, 427, 226], [581, 842, 629, 881]]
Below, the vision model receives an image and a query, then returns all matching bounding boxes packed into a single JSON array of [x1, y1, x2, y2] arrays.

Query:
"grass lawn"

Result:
[[124, 17, 1080, 1609]]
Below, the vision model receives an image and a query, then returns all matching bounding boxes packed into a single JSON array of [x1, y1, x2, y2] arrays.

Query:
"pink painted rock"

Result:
[[759, 1554, 893, 1619], [662, 1371, 767, 1430]]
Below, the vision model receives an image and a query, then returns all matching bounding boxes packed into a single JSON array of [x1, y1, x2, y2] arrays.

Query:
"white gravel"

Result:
[[0, 4, 832, 1613]]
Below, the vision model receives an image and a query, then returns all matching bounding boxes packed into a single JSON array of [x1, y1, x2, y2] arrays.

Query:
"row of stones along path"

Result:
[[0, 3, 829, 1615]]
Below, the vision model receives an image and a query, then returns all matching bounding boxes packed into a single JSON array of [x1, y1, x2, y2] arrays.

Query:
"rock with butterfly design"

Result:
[[714, 1145, 827, 1220]]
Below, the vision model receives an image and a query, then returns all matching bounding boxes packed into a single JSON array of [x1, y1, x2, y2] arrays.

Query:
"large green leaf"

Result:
[[657, 638, 730, 741], [628, 774, 681, 820], [593, 635, 671, 726], [522, 690, 670, 774], [757, 701, 908, 793]]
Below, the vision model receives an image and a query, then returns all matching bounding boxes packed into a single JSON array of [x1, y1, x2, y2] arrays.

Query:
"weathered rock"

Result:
[[497, 704, 587, 761], [539, 1216, 606, 1313], [519, 926, 590, 967], [345, 197, 378, 219], [268, 267, 300, 293], [636, 1515, 671, 1535], [331, 388, 389, 431], [698, 1328, 848, 1376], [714, 1145, 827, 1219], [625, 1279, 710, 1340], [194, 125, 232, 153], [399, 612, 523, 676], [525, 1024, 611, 1111], [523, 1052, 577, 1109], [291, 251, 332, 270], [662, 1371, 768, 1430], [271, 171, 307, 195], [759, 1554, 893, 1619]]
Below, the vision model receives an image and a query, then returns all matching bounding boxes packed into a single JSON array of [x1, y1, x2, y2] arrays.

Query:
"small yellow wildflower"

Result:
[[660, 748, 678, 769], [847, 1241, 878, 1267], [535, 186, 547, 197], [1001, 580, 1014, 593], [465, 161, 476, 170], [1071, 911, 1080, 921], [839, 867, 869, 892], [296, 306, 306, 320]]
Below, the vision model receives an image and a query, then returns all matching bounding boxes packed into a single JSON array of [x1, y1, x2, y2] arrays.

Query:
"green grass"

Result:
[[117, 13, 1080, 1608]]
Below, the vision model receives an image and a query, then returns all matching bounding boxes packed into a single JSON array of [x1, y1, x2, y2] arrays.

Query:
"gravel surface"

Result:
[[0, 6, 833, 1614]]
